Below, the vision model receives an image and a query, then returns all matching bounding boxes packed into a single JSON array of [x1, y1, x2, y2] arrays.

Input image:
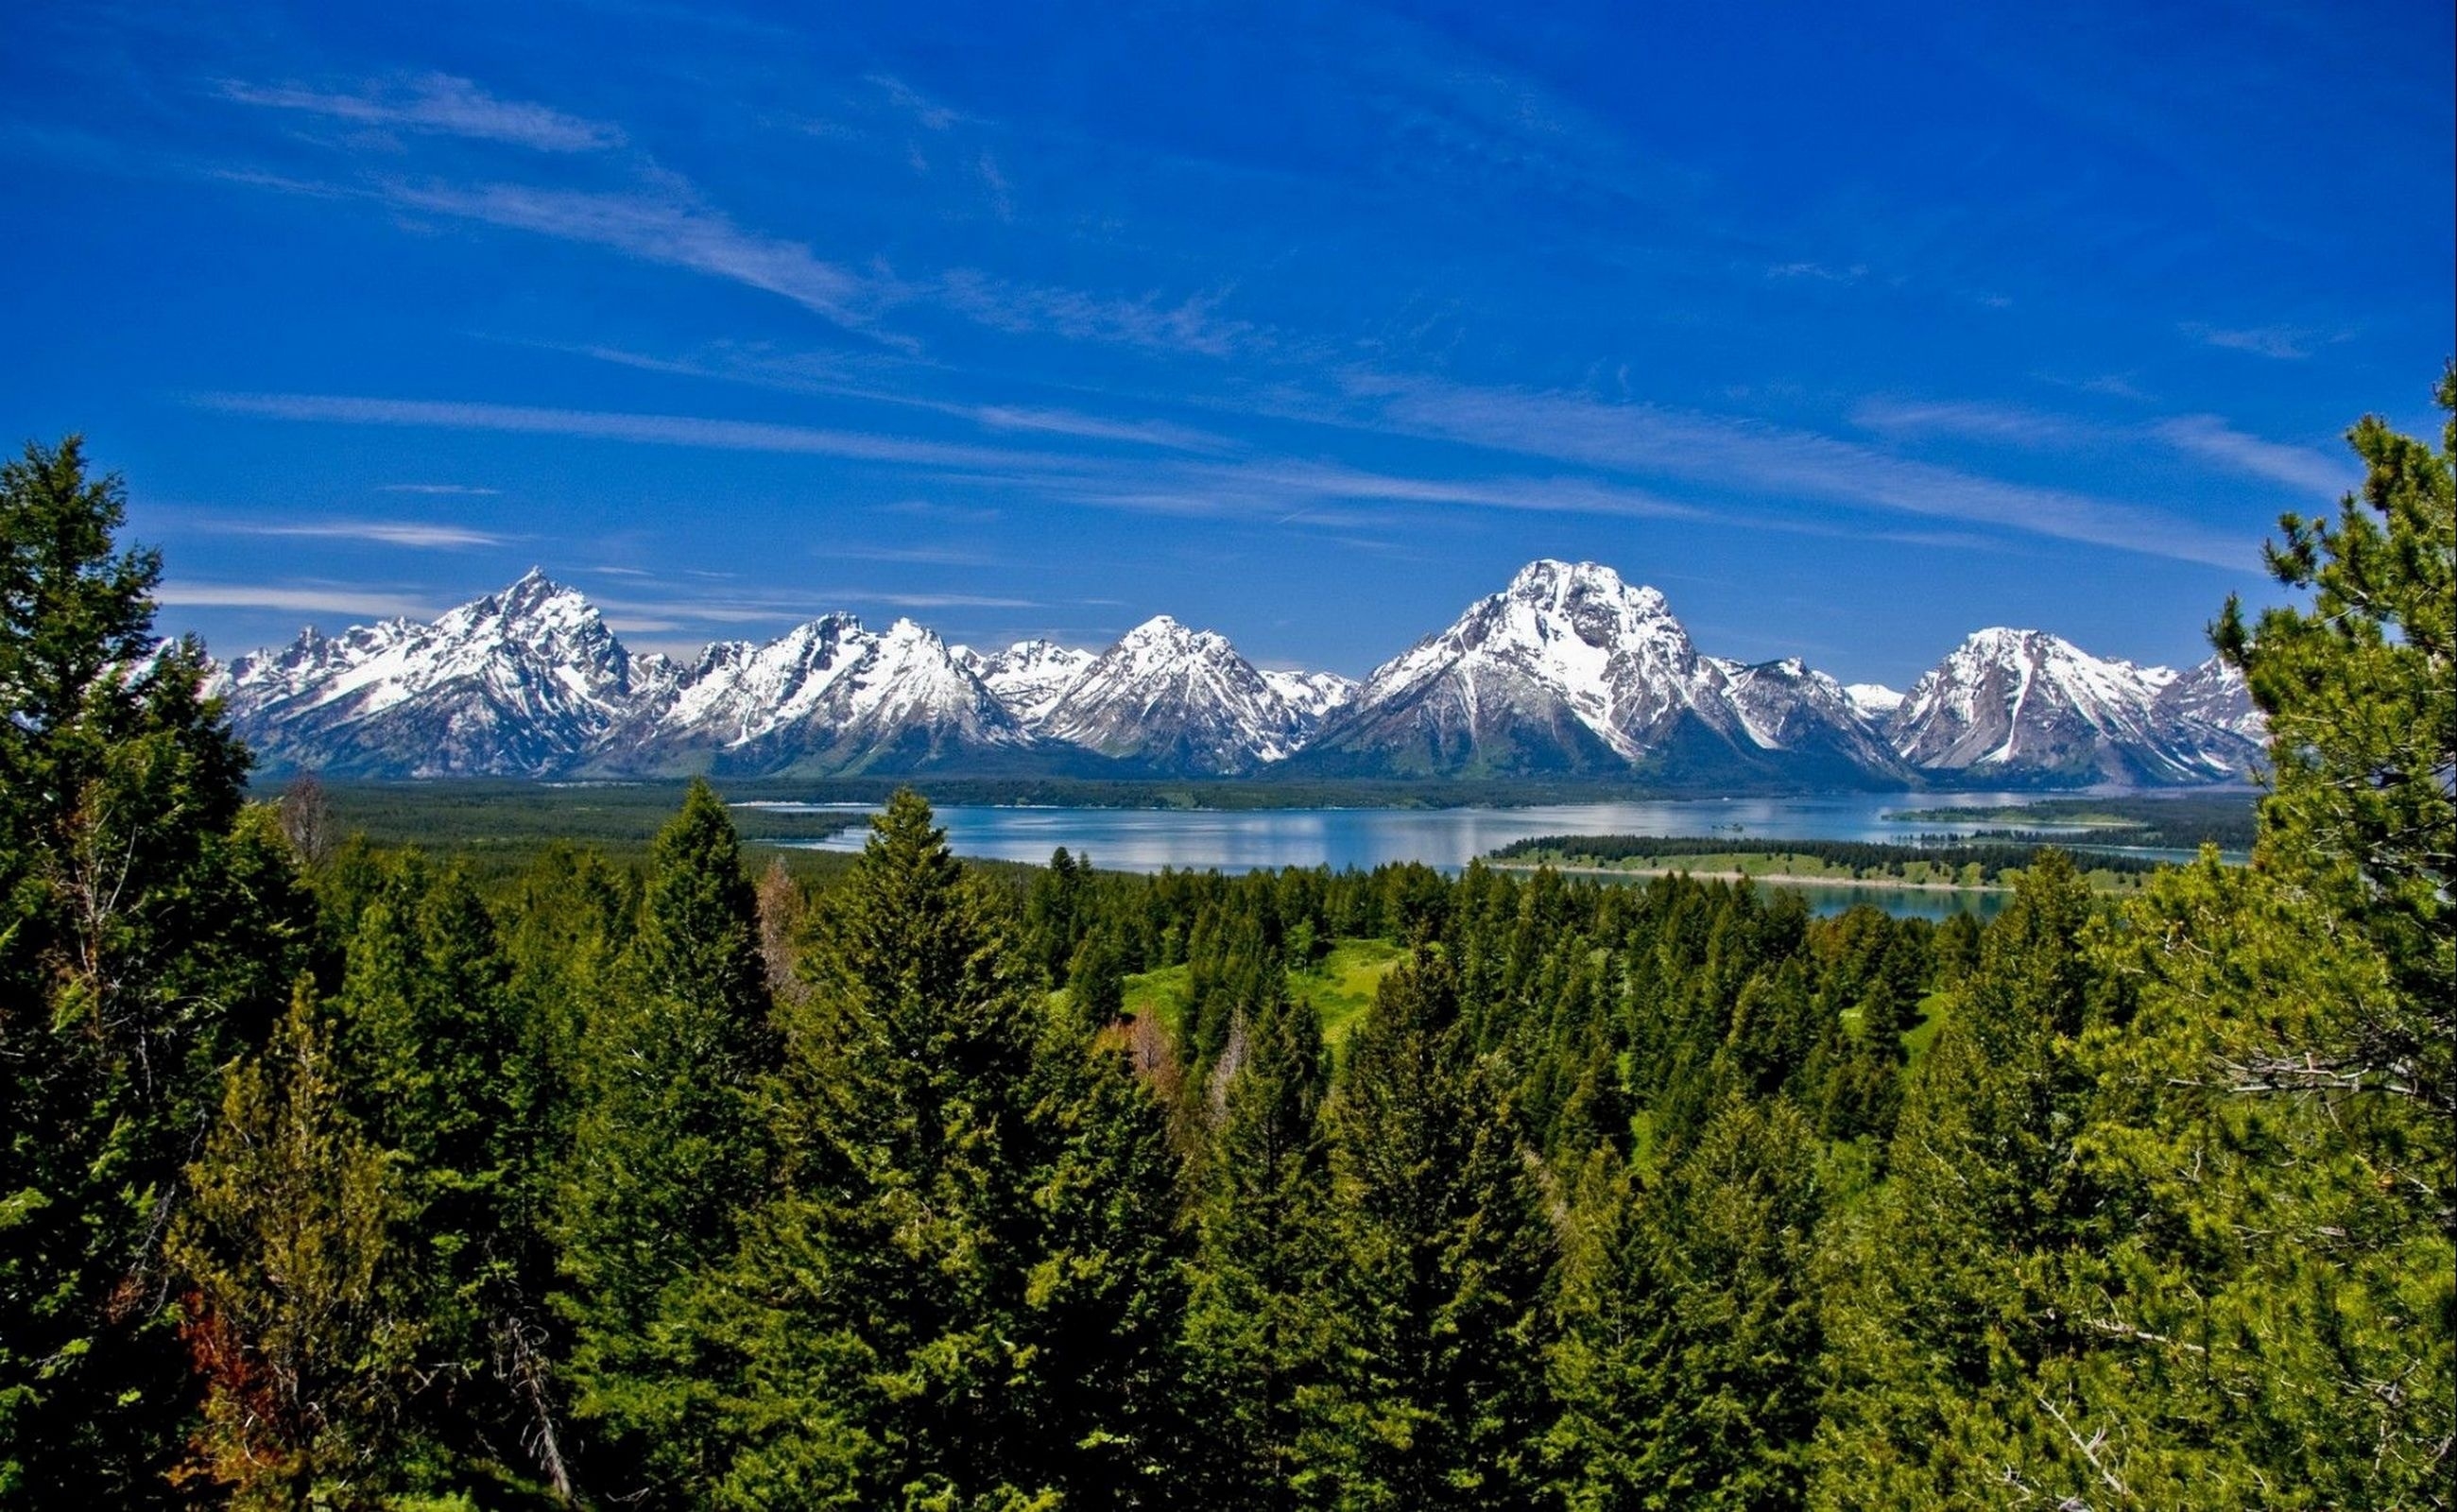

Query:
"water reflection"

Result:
[[745, 792, 2114, 918]]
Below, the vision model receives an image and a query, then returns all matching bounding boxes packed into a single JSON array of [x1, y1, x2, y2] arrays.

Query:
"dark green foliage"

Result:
[[0, 438, 310, 1503], [1025, 845, 1091, 986], [1184, 978, 1336, 1508], [1494, 832, 2168, 879], [1551, 1098, 1825, 1510], [1309, 953, 1557, 1509], [709, 790, 1187, 1507], [558, 780, 778, 1503]]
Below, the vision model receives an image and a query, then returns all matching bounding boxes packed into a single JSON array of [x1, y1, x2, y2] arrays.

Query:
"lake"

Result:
[[741, 791, 2147, 919]]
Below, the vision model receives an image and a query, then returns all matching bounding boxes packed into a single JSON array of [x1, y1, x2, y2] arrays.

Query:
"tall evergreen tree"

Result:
[[559, 780, 778, 1503], [1310, 953, 1556, 1510], [711, 790, 1184, 1508], [2214, 363, 2454, 1137], [1184, 977, 1337, 1509], [324, 857, 570, 1497], [1809, 853, 2100, 1506], [0, 438, 310, 1502], [168, 986, 405, 1510], [1551, 1097, 1824, 1511]]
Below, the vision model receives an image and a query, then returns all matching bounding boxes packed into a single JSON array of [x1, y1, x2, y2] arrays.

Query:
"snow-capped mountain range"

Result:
[[209, 561, 2262, 786]]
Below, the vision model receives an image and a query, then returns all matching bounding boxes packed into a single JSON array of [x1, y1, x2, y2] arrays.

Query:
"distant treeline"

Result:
[[1887, 793, 2259, 850], [1491, 833, 2169, 879]]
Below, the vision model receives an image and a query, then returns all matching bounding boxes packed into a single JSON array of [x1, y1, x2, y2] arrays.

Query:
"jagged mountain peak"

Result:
[[209, 562, 2264, 788], [1040, 614, 1308, 773], [1505, 558, 1671, 616], [1890, 627, 2257, 784]]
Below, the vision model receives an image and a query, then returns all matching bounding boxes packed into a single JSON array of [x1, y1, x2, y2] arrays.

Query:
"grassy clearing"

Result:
[[1900, 991, 1950, 1064], [1122, 962, 1194, 1039], [1290, 937, 1408, 1049], [1117, 936, 1406, 1051]]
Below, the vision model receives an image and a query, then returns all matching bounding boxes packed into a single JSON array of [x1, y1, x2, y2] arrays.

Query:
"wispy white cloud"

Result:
[[194, 391, 1086, 472], [1858, 394, 2351, 499], [218, 74, 625, 153], [2178, 321, 2325, 360], [386, 180, 882, 328], [2155, 415, 2350, 496], [558, 340, 1235, 451], [378, 482, 501, 495], [206, 518, 512, 548], [866, 74, 963, 131], [156, 580, 437, 618], [1849, 398, 2081, 447], [1331, 375, 2252, 568], [937, 271, 1261, 357], [824, 545, 995, 566]]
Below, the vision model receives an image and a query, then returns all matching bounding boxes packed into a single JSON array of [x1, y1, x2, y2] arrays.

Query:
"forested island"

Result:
[[2, 378, 2449, 1510], [1486, 833, 2173, 892]]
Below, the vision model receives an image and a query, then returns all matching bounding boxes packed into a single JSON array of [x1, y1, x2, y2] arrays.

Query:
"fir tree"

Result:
[[1184, 977, 1337, 1509], [1310, 953, 1556, 1510], [712, 790, 1184, 1508], [1551, 1097, 1825, 1511], [559, 780, 778, 1503], [0, 438, 310, 1502], [1809, 853, 2101, 1505]]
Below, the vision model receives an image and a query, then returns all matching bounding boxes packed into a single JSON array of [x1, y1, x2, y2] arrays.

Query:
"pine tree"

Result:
[[0, 437, 311, 1501], [711, 790, 1185, 1508], [1310, 952, 1556, 1510], [559, 780, 778, 1503], [1551, 1098, 1825, 1511], [2214, 364, 2454, 1137], [1184, 977, 1337, 1509], [325, 857, 570, 1497], [168, 986, 405, 1509], [1809, 853, 2100, 1505]]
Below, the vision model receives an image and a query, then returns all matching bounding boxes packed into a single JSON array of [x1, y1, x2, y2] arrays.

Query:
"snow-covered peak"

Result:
[[1348, 558, 1704, 761], [1844, 682, 1904, 720], [1889, 627, 2254, 782], [1041, 614, 1310, 771], [1504, 558, 1670, 617], [964, 638, 1099, 729], [215, 572, 659, 776], [1261, 668, 1357, 720]]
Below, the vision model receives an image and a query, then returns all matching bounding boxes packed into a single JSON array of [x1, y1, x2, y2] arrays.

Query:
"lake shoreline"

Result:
[[1486, 859, 2018, 894]]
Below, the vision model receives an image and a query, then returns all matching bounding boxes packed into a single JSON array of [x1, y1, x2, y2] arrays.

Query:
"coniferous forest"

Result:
[[2, 374, 2450, 1509]]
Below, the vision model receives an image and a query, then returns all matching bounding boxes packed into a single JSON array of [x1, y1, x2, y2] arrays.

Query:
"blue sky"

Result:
[[4, 0, 2448, 683]]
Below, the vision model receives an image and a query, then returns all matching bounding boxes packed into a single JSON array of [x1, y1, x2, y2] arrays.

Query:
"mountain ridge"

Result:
[[209, 561, 2265, 787]]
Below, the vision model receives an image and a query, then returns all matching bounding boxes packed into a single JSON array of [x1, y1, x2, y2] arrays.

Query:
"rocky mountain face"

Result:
[[621, 614, 1030, 775], [1288, 560, 1903, 784], [1037, 616, 1316, 775], [1884, 628, 2261, 785], [215, 570, 666, 777], [211, 564, 2265, 786], [954, 640, 1098, 728]]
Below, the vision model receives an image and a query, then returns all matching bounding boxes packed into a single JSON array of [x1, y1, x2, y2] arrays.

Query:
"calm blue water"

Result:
[[739, 791, 2160, 919]]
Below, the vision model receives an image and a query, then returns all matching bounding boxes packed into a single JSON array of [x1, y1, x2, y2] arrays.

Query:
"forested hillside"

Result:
[[1, 373, 2449, 1509]]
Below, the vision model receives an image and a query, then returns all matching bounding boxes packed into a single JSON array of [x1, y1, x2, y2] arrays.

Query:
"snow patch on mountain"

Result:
[[1039, 615, 1314, 773], [1260, 668, 1358, 721], [1844, 683, 1904, 721], [1889, 628, 2259, 784], [955, 639, 1099, 729]]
